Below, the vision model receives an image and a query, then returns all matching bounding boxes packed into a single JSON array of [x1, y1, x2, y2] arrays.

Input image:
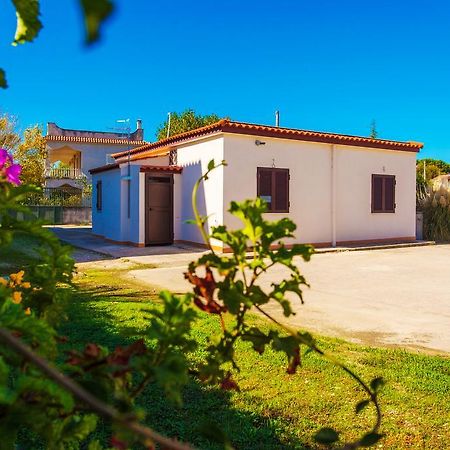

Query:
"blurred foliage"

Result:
[[3, 0, 114, 88]]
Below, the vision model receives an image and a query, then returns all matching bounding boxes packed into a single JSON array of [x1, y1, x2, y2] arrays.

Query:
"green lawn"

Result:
[[57, 264, 450, 449], [0, 234, 40, 275]]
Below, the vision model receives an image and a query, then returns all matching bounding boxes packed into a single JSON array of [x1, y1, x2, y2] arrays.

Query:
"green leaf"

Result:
[[241, 327, 271, 354], [88, 441, 103, 450], [0, 69, 7, 88], [314, 427, 339, 444], [360, 432, 384, 447], [355, 399, 370, 414], [79, 0, 114, 44], [370, 376, 385, 393], [207, 159, 215, 171], [12, 0, 43, 45]]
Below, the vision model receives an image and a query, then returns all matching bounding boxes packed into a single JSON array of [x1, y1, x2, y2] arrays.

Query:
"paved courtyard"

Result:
[[53, 226, 449, 354], [125, 244, 450, 354]]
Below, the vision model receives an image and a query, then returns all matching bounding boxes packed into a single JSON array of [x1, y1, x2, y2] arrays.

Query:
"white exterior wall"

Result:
[[223, 134, 333, 244], [222, 134, 417, 245], [176, 137, 225, 247], [121, 164, 142, 245], [91, 164, 143, 245], [334, 146, 416, 242], [92, 168, 122, 241]]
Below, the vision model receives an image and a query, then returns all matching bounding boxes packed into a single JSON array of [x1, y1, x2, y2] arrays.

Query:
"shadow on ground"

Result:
[[58, 281, 311, 450]]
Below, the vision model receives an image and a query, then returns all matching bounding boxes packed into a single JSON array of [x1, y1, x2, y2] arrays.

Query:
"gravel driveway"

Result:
[[127, 244, 450, 354]]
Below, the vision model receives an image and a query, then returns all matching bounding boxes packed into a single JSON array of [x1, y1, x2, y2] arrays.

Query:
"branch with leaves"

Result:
[[184, 159, 384, 448]]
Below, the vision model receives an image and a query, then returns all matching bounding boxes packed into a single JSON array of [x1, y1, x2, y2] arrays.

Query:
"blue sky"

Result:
[[1, 0, 449, 160]]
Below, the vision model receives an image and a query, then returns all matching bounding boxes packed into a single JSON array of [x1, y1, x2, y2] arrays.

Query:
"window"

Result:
[[372, 174, 395, 213], [96, 180, 102, 211], [257, 167, 289, 212]]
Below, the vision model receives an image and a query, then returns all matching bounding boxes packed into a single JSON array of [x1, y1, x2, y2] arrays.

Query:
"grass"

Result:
[[0, 234, 40, 275], [57, 264, 450, 449]]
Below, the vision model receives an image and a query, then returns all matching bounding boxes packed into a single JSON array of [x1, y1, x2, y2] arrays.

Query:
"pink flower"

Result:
[[0, 148, 10, 168], [6, 164, 21, 185], [0, 148, 21, 185]]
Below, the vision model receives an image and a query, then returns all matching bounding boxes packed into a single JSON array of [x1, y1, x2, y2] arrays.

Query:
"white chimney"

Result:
[[136, 119, 142, 130]]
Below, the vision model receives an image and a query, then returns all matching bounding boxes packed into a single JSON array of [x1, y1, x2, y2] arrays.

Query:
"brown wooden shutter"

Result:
[[372, 174, 395, 213], [372, 175, 383, 212], [257, 168, 273, 210], [384, 176, 395, 212], [274, 169, 289, 212], [96, 180, 102, 211]]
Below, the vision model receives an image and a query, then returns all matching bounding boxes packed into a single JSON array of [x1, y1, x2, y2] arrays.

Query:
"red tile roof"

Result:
[[140, 165, 183, 173], [89, 163, 182, 175], [112, 119, 423, 161], [46, 135, 147, 146]]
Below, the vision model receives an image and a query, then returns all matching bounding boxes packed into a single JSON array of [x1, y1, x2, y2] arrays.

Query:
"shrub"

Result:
[[422, 184, 450, 241]]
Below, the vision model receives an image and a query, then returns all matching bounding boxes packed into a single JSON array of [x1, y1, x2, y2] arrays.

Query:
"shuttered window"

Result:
[[96, 180, 102, 211], [372, 174, 395, 213], [257, 167, 289, 212]]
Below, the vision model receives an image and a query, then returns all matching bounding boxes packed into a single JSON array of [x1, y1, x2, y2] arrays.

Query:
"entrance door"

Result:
[[145, 174, 174, 245]]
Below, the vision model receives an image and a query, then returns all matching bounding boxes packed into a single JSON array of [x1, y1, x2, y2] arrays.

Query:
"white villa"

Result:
[[89, 120, 423, 251], [44, 121, 146, 196]]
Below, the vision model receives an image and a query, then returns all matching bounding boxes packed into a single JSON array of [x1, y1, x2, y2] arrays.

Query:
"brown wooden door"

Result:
[[145, 175, 173, 245]]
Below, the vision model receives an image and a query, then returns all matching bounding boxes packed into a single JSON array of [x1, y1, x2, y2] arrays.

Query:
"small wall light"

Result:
[[255, 140, 266, 146]]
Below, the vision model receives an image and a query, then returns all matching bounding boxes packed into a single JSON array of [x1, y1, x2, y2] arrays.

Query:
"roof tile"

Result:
[[112, 120, 423, 162]]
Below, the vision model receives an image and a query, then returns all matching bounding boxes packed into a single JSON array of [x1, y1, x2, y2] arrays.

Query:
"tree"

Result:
[[416, 159, 449, 181], [417, 158, 450, 177], [156, 109, 222, 141], [0, 115, 46, 187], [14, 125, 47, 187], [369, 119, 378, 139], [0, 114, 20, 150], [2, 0, 114, 88]]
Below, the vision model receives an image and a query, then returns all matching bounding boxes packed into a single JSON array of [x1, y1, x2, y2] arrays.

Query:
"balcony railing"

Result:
[[45, 168, 86, 179]]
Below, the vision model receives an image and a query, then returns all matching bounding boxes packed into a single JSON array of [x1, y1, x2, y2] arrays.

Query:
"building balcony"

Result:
[[45, 168, 86, 179]]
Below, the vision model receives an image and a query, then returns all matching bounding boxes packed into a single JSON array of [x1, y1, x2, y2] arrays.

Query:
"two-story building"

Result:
[[44, 121, 146, 201]]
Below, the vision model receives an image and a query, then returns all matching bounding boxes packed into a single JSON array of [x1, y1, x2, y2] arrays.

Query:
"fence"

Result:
[[44, 168, 86, 179], [10, 206, 92, 225], [24, 187, 91, 208], [14, 187, 92, 224]]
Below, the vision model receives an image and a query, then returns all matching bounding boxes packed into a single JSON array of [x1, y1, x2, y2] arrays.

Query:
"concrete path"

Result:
[[127, 245, 450, 354], [48, 226, 206, 261]]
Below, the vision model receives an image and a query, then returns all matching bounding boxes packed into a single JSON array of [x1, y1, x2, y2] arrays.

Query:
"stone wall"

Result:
[[11, 207, 91, 225], [62, 207, 92, 224]]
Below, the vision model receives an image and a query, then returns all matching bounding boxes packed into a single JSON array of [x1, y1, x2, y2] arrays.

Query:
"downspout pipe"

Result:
[[331, 144, 337, 247]]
